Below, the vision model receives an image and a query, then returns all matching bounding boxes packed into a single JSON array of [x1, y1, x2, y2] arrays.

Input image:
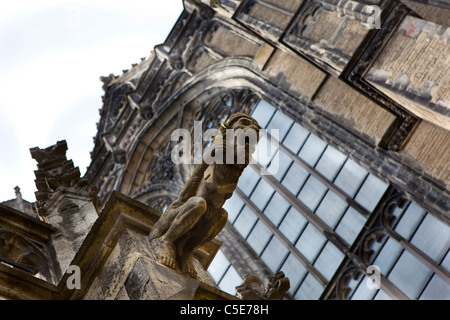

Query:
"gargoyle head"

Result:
[[217, 113, 261, 165]]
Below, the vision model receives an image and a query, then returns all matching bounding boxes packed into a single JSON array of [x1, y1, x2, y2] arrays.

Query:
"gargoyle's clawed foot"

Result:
[[159, 254, 176, 269], [155, 239, 177, 269], [181, 255, 197, 278]]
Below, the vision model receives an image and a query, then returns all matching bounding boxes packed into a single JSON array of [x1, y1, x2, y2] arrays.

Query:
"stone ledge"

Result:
[[58, 191, 223, 300], [0, 191, 226, 300]]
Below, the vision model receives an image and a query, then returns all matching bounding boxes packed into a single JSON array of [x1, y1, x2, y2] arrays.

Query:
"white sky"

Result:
[[0, 0, 184, 202]]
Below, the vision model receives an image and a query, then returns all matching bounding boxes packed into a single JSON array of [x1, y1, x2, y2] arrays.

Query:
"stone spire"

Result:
[[13, 186, 26, 213], [29, 140, 99, 278], [30, 140, 94, 215]]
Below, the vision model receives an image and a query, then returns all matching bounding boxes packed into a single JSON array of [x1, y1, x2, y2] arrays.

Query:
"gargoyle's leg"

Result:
[[200, 208, 228, 245], [162, 196, 207, 242], [151, 197, 207, 270], [178, 208, 228, 277], [150, 207, 179, 239]]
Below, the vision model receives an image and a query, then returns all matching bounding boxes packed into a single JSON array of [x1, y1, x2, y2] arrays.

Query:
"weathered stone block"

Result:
[[365, 16, 450, 130], [263, 49, 327, 99], [313, 76, 397, 145], [124, 257, 202, 300], [203, 21, 260, 58], [235, 0, 304, 41], [283, 0, 372, 75], [56, 191, 226, 300], [401, 120, 450, 190]]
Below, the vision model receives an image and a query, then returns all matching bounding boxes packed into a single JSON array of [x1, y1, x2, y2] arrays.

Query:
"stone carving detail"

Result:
[[236, 272, 290, 300], [334, 264, 363, 300], [147, 141, 176, 184], [30, 140, 96, 215], [196, 89, 259, 130], [343, 2, 421, 151], [148, 113, 261, 278], [147, 196, 174, 213], [0, 226, 51, 279], [291, 1, 322, 38], [283, 0, 376, 74], [58, 199, 80, 216], [329, 189, 446, 300], [192, 89, 260, 162], [235, 0, 303, 41], [140, 62, 186, 120], [332, 191, 404, 299], [139, 2, 215, 120]]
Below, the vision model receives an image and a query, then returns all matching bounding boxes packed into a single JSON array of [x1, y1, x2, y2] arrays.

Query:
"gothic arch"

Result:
[[0, 226, 53, 281], [117, 58, 274, 201]]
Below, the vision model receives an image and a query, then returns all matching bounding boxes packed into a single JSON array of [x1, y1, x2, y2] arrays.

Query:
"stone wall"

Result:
[[86, 0, 449, 219]]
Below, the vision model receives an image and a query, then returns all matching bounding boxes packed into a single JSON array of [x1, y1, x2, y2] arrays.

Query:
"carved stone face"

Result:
[[206, 114, 261, 166], [228, 116, 260, 164], [230, 117, 260, 138]]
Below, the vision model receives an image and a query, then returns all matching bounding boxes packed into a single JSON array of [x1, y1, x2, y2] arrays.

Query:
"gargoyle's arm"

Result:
[[177, 161, 209, 203]]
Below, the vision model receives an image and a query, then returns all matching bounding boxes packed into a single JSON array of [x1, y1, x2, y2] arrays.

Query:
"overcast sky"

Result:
[[0, 0, 184, 202]]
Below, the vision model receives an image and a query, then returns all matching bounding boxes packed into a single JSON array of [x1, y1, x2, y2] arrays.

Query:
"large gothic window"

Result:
[[208, 98, 450, 300]]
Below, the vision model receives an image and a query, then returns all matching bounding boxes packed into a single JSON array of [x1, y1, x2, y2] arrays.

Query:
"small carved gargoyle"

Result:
[[236, 272, 290, 300]]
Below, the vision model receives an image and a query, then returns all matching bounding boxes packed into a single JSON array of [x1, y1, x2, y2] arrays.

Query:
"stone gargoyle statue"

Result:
[[148, 113, 261, 277]]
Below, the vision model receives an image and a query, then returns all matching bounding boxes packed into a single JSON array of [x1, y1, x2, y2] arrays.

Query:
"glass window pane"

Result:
[[278, 207, 308, 243], [247, 220, 273, 255], [442, 249, 450, 273], [315, 191, 348, 229], [373, 289, 393, 300], [419, 273, 450, 300], [281, 162, 309, 195], [314, 241, 345, 281], [335, 207, 366, 245], [283, 123, 310, 154], [223, 193, 244, 223], [295, 224, 327, 262], [254, 135, 278, 167], [298, 133, 327, 167], [264, 192, 291, 226], [393, 202, 426, 240], [251, 99, 275, 128], [261, 236, 289, 273], [354, 174, 388, 211], [297, 175, 328, 212], [419, 251, 450, 300], [294, 273, 323, 300], [237, 165, 260, 196], [387, 250, 433, 299], [314, 145, 347, 181], [373, 238, 403, 273], [410, 213, 450, 261], [266, 110, 293, 141], [350, 275, 378, 300], [208, 250, 230, 284], [233, 205, 258, 238], [218, 265, 241, 296], [268, 150, 292, 181], [249, 178, 275, 211], [280, 254, 308, 295], [334, 159, 368, 197]]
